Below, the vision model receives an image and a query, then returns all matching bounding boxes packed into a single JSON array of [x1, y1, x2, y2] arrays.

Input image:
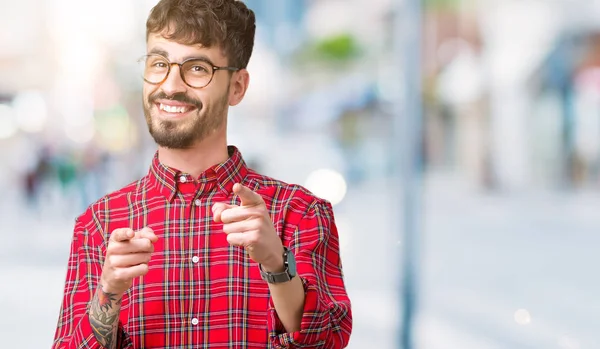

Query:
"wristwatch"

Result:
[[259, 247, 297, 284]]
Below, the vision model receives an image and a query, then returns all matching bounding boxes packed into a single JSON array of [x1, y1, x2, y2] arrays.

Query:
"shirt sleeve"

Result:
[[267, 201, 353, 348], [52, 217, 132, 349]]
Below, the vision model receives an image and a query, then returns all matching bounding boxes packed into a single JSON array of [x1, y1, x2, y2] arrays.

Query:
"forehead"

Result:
[[146, 33, 227, 63]]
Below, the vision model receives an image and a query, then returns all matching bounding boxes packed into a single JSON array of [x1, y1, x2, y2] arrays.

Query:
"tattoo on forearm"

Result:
[[89, 285, 122, 348]]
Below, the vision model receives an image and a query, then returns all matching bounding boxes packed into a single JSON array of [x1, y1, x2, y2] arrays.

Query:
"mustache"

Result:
[[149, 92, 202, 109]]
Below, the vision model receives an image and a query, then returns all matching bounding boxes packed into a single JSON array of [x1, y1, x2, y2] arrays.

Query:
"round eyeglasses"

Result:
[[138, 54, 240, 89]]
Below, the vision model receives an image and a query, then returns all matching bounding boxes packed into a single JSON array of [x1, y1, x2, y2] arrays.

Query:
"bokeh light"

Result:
[[514, 309, 532, 325], [0, 104, 18, 139], [304, 168, 348, 206], [13, 91, 48, 133], [64, 121, 95, 144]]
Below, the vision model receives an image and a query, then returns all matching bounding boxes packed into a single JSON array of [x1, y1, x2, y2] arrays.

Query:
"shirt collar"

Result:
[[148, 145, 248, 201]]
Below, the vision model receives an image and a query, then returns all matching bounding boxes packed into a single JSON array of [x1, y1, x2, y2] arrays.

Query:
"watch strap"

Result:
[[259, 247, 293, 284]]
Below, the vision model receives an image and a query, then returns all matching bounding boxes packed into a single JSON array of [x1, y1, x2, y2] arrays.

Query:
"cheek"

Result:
[[193, 92, 210, 108], [143, 85, 156, 104]]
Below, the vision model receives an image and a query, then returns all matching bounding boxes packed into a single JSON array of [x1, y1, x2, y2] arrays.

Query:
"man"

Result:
[[52, 0, 352, 348]]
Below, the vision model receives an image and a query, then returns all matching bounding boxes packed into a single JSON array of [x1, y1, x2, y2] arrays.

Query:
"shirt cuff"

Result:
[[64, 311, 130, 349], [267, 277, 331, 348], [60, 311, 104, 348]]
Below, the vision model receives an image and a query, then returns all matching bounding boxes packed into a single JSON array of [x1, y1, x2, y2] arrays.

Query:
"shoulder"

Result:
[[243, 169, 333, 219]]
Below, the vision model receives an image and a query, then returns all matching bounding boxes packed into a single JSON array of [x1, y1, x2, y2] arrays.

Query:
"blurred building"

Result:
[[423, 0, 600, 192]]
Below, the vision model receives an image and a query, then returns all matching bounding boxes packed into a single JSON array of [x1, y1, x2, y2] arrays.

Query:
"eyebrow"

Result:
[[148, 47, 169, 57], [148, 47, 215, 65]]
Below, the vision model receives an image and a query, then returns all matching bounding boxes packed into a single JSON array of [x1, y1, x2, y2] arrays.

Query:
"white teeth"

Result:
[[159, 103, 189, 113]]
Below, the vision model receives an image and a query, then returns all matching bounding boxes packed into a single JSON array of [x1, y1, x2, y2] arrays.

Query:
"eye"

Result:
[[191, 65, 209, 72], [146, 57, 168, 70]]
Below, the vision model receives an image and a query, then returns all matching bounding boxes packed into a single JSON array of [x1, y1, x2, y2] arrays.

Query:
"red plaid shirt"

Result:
[[52, 146, 352, 348]]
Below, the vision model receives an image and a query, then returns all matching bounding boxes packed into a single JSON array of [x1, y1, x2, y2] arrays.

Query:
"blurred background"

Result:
[[1, 0, 599, 348]]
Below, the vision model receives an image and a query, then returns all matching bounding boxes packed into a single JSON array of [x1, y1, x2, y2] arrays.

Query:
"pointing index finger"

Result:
[[233, 183, 264, 207]]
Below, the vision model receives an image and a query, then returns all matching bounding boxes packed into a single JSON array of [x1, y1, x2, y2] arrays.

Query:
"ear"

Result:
[[228, 69, 250, 106]]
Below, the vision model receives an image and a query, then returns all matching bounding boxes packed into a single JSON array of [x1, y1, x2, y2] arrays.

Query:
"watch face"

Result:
[[286, 250, 297, 277]]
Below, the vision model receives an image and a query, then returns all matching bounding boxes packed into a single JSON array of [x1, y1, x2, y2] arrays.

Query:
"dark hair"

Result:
[[146, 0, 256, 69]]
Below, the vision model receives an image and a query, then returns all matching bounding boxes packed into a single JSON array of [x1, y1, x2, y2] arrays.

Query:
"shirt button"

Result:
[[191, 318, 199, 326], [192, 256, 200, 264], [194, 199, 202, 206], [179, 175, 187, 183]]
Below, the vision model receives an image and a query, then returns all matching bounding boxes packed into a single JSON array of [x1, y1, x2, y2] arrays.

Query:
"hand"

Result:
[[213, 183, 284, 272], [100, 227, 158, 295]]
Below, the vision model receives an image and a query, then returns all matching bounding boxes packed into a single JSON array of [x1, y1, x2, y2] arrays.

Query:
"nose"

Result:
[[160, 64, 188, 96]]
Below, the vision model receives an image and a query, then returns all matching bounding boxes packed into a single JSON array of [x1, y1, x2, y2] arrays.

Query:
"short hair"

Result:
[[146, 0, 256, 68]]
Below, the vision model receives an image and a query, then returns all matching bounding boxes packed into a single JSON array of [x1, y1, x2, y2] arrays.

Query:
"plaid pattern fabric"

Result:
[[52, 146, 352, 349]]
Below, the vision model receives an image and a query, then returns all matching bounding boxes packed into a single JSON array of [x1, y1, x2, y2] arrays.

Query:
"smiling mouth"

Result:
[[156, 103, 197, 114]]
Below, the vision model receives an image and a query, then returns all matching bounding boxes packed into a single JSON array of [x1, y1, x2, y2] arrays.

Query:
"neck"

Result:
[[157, 129, 229, 178]]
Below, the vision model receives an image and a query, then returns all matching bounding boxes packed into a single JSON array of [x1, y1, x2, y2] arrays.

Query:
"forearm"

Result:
[[267, 277, 353, 348], [267, 275, 305, 332], [267, 202, 352, 348], [88, 284, 124, 349]]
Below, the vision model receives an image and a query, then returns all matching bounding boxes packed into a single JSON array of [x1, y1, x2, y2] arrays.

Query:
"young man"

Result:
[[52, 0, 352, 348]]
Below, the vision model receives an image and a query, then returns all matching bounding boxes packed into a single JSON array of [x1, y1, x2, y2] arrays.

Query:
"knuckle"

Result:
[[249, 220, 262, 231], [113, 269, 126, 281], [107, 243, 120, 254], [107, 255, 118, 267], [247, 234, 259, 245], [139, 264, 150, 275], [249, 209, 264, 220], [220, 212, 230, 223], [109, 230, 119, 241], [225, 233, 234, 243]]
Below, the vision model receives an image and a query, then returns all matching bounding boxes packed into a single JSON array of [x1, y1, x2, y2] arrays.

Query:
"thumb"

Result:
[[110, 228, 134, 242], [233, 183, 263, 207], [135, 227, 158, 243]]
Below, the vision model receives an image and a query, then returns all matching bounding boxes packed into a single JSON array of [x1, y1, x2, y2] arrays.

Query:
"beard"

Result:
[[143, 88, 229, 149]]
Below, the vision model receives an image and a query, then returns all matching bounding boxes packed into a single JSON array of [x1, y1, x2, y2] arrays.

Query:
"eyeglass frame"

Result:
[[138, 54, 241, 89]]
